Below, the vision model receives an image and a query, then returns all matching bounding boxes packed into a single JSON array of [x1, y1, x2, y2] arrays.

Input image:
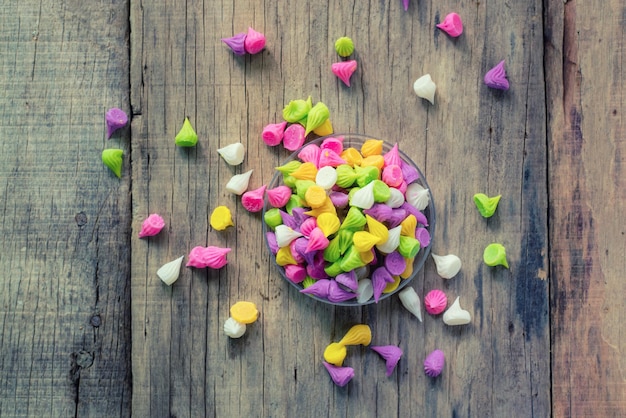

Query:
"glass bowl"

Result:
[[262, 133, 435, 306]]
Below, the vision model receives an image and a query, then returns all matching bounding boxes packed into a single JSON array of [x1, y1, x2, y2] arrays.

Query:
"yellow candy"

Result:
[[360, 154, 385, 170], [360, 249, 375, 264], [338, 324, 372, 346], [290, 162, 318, 181], [365, 215, 389, 244], [400, 257, 414, 279], [305, 185, 327, 208], [304, 197, 337, 217], [230, 301, 259, 324], [361, 139, 384, 157], [324, 342, 347, 366], [317, 212, 340, 237], [313, 118, 333, 136], [400, 214, 417, 237], [210, 205, 234, 231], [352, 230, 381, 252], [382, 276, 401, 293], [340, 147, 363, 167], [276, 246, 297, 266]]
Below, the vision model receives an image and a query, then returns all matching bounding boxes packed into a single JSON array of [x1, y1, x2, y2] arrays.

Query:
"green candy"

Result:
[[398, 235, 421, 258], [304, 102, 330, 136], [371, 180, 391, 202], [283, 174, 297, 188], [283, 96, 312, 123], [474, 193, 501, 218], [264, 208, 283, 229], [335, 164, 357, 188], [323, 236, 342, 262], [340, 207, 367, 231], [336, 229, 354, 254], [286, 194, 305, 215], [102, 149, 123, 178], [295, 179, 316, 200], [483, 243, 509, 268], [355, 165, 380, 187], [302, 276, 316, 288], [324, 261, 344, 277], [275, 160, 302, 176], [339, 245, 366, 271], [334, 37, 355, 58], [175, 117, 198, 147]]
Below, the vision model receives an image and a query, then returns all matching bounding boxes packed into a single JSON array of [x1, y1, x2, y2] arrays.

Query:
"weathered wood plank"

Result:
[[130, 0, 549, 416], [546, 0, 626, 415], [0, 1, 131, 417]]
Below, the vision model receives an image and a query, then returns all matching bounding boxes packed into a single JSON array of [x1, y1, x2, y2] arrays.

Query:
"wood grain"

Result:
[[130, 1, 549, 417], [546, 0, 626, 415], [0, 0, 131, 416]]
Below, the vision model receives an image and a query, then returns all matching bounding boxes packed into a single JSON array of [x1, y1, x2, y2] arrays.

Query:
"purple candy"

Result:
[[335, 270, 359, 292], [401, 161, 420, 184], [300, 279, 331, 298], [221, 32, 247, 55], [291, 206, 309, 226], [328, 281, 357, 303], [323, 361, 355, 387], [371, 267, 395, 303], [329, 191, 350, 209], [415, 227, 431, 247], [424, 349, 445, 377], [384, 251, 406, 276], [105, 108, 128, 139], [363, 203, 393, 222], [400, 203, 428, 227], [387, 208, 408, 228], [280, 210, 299, 230], [306, 252, 329, 279], [266, 232, 279, 254], [290, 240, 305, 264], [371, 345, 403, 377]]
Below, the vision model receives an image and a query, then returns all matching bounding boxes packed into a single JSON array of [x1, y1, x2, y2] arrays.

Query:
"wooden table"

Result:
[[1, 0, 624, 416]]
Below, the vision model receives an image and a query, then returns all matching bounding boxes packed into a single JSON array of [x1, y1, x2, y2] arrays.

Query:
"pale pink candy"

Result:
[[436, 13, 463, 38], [318, 149, 346, 168], [371, 345, 403, 377], [383, 143, 401, 167], [138, 213, 165, 238], [323, 361, 355, 387], [305, 227, 330, 253], [424, 349, 445, 377], [297, 143, 321, 166], [484, 60, 510, 90], [186, 246, 231, 269], [267, 185, 291, 207], [372, 267, 395, 303], [424, 289, 447, 315], [287, 241, 304, 265], [328, 281, 357, 303], [320, 136, 344, 155], [244, 27, 266, 54], [300, 278, 331, 298], [221, 32, 247, 55], [331, 60, 357, 87], [299, 217, 318, 237], [284, 264, 307, 283], [382, 164, 403, 188], [283, 124, 306, 151], [262, 122, 287, 146], [241, 185, 267, 212]]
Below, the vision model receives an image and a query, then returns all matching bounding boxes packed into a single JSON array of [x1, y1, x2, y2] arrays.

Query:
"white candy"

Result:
[[432, 253, 462, 279], [156, 255, 184, 286], [443, 297, 471, 326], [385, 187, 405, 209], [217, 142, 245, 165], [350, 181, 375, 210], [274, 224, 304, 248], [354, 265, 370, 281], [413, 74, 436, 105], [376, 225, 401, 254], [405, 183, 430, 211], [357, 279, 374, 304], [398, 287, 423, 322], [225, 169, 253, 195], [315, 166, 337, 190], [224, 317, 247, 338]]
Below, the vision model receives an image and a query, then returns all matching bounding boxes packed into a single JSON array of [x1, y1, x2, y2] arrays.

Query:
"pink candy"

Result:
[[484, 60, 510, 90], [436, 13, 463, 38], [221, 33, 247, 56], [242, 185, 267, 212], [138, 213, 165, 238], [331, 60, 358, 87], [424, 289, 447, 315], [186, 246, 231, 269], [282, 124, 306, 151], [267, 185, 291, 208], [262, 122, 287, 146], [222, 27, 266, 55]]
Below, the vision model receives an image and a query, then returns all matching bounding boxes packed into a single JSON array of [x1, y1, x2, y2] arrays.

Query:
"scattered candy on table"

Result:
[[473, 193, 501, 218], [323, 324, 372, 366], [436, 13, 463, 38], [424, 349, 445, 377], [223, 317, 247, 338], [157, 256, 184, 286], [370, 345, 403, 377], [431, 253, 462, 279], [139, 213, 165, 238], [398, 287, 423, 321], [102, 149, 124, 178], [217, 142, 245, 165], [484, 60, 510, 90], [424, 289, 447, 315], [186, 246, 231, 269], [323, 361, 355, 387], [175, 117, 198, 147], [210, 206, 234, 231], [105, 107, 128, 139], [413, 74, 436, 104], [334, 36, 354, 57], [221, 27, 266, 55], [483, 243, 509, 268], [332, 60, 358, 87], [226, 169, 254, 195], [443, 297, 472, 326], [241, 185, 267, 212], [230, 301, 259, 324]]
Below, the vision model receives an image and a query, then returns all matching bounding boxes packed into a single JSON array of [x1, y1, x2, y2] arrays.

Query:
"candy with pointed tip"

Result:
[[335, 164, 357, 188], [317, 213, 340, 237], [329, 191, 349, 209], [157, 256, 184, 286], [298, 143, 321, 165], [210, 206, 234, 231], [398, 235, 420, 258], [436, 12, 463, 37], [357, 278, 374, 303], [328, 281, 357, 303], [276, 246, 297, 266], [352, 231, 381, 252], [221, 32, 247, 55], [398, 287, 423, 321], [432, 253, 462, 279], [283, 97, 312, 123], [175, 117, 198, 147], [372, 267, 395, 303], [360, 139, 383, 157], [323, 361, 354, 387], [318, 149, 347, 168], [323, 342, 347, 366], [186, 246, 231, 269], [364, 203, 393, 222], [217, 142, 245, 165], [334, 36, 355, 57], [265, 232, 279, 254], [332, 60, 358, 87], [283, 123, 306, 151], [371, 345, 403, 376], [402, 0, 409, 11], [102, 149, 124, 178], [305, 227, 330, 252], [244, 27, 266, 54], [226, 169, 254, 195], [366, 214, 389, 243], [382, 164, 404, 187], [483, 243, 509, 268], [313, 118, 334, 136], [335, 270, 358, 292], [105, 108, 128, 139], [139, 213, 165, 238], [405, 183, 430, 211], [376, 225, 402, 254], [299, 217, 318, 237], [267, 185, 292, 208], [223, 317, 247, 338], [262, 121, 287, 146], [274, 224, 303, 247], [473, 193, 501, 217], [350, 181, 376, 210], [241, 185, 267, 212], [305, 102, 330, 136], [413, 74, 436, 104], [400, 214, 417, 237], [424, 289, 447, 315], [339, 324, 372, 346], [387, 208, 409, 229], [291, 162, 318, 182], [300, 278, 332, 298], [443, 296, 472, 325], [424, 349, 445, 377], [484, 60, 510, 90]]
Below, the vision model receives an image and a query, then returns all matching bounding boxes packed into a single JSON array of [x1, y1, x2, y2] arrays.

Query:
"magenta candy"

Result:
[[307, 252, 329, 279], [305, 227, 330, 253], [284, 264, 307, 283], [328, 281, 357, 303], [436, 13, 463, 38], [335, 270, 358, 292], [400, 203, 428, 226], [299, 217, 318, 237], [402, 0, 409, 12], [484, 60, 510, 91], [289, 240, 305, 264], [323, 361, 355, 387], [241, 185, 267, 212], [298, 143, 321, 166], [415, 227, 431, 247], [221, 32, 247, 56], [267, 185, 292, 208], [424, 289, 447, 315], [283, 124, 306, 151], [395, 181, 408, 195], [384, 251, 406, 276], [186, 246, 231, 269], [105, 108, 128, 139], [331, 60, 358, 87], [383, 143, 401, 167], [138, 213, 165, 238], [243, 27, 266, 54], [372, 267, 395, 303], [320, 136, 344, 155], [382, 164, 403, 188], [300, 278, 331, 298], [262, 121, 287, 146], [424, 349, 445, 377], [371, 345, 403, 377], [318, 149, 346, 168]]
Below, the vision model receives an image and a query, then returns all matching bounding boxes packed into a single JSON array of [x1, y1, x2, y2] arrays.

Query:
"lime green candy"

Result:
[[276, 160, 302, 176], [371, 180, 391, 202], [474, 193, 501, 218], [295, 179, 316, 200], [264, 208, 283, 229], [283, 174, 297, 188], [302, 276, 316, 288], [334, 37, 355, 57], [324, 236, 342, 262], [286, 194, 305, 215], [336, 229, 354, 253], [483, 243, 509, 268], [175, 117, 198, 147], [340, 207, 367, 231], [305, 102, 330, 136], [102, 149, 123, 178], [354, 165, 380, 187], [324, 261, 344, 277], [283, 97, 312, 123], [398, 235, 421, 258], [339, 245, 366, 271], [335, 164, 357, 188]]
